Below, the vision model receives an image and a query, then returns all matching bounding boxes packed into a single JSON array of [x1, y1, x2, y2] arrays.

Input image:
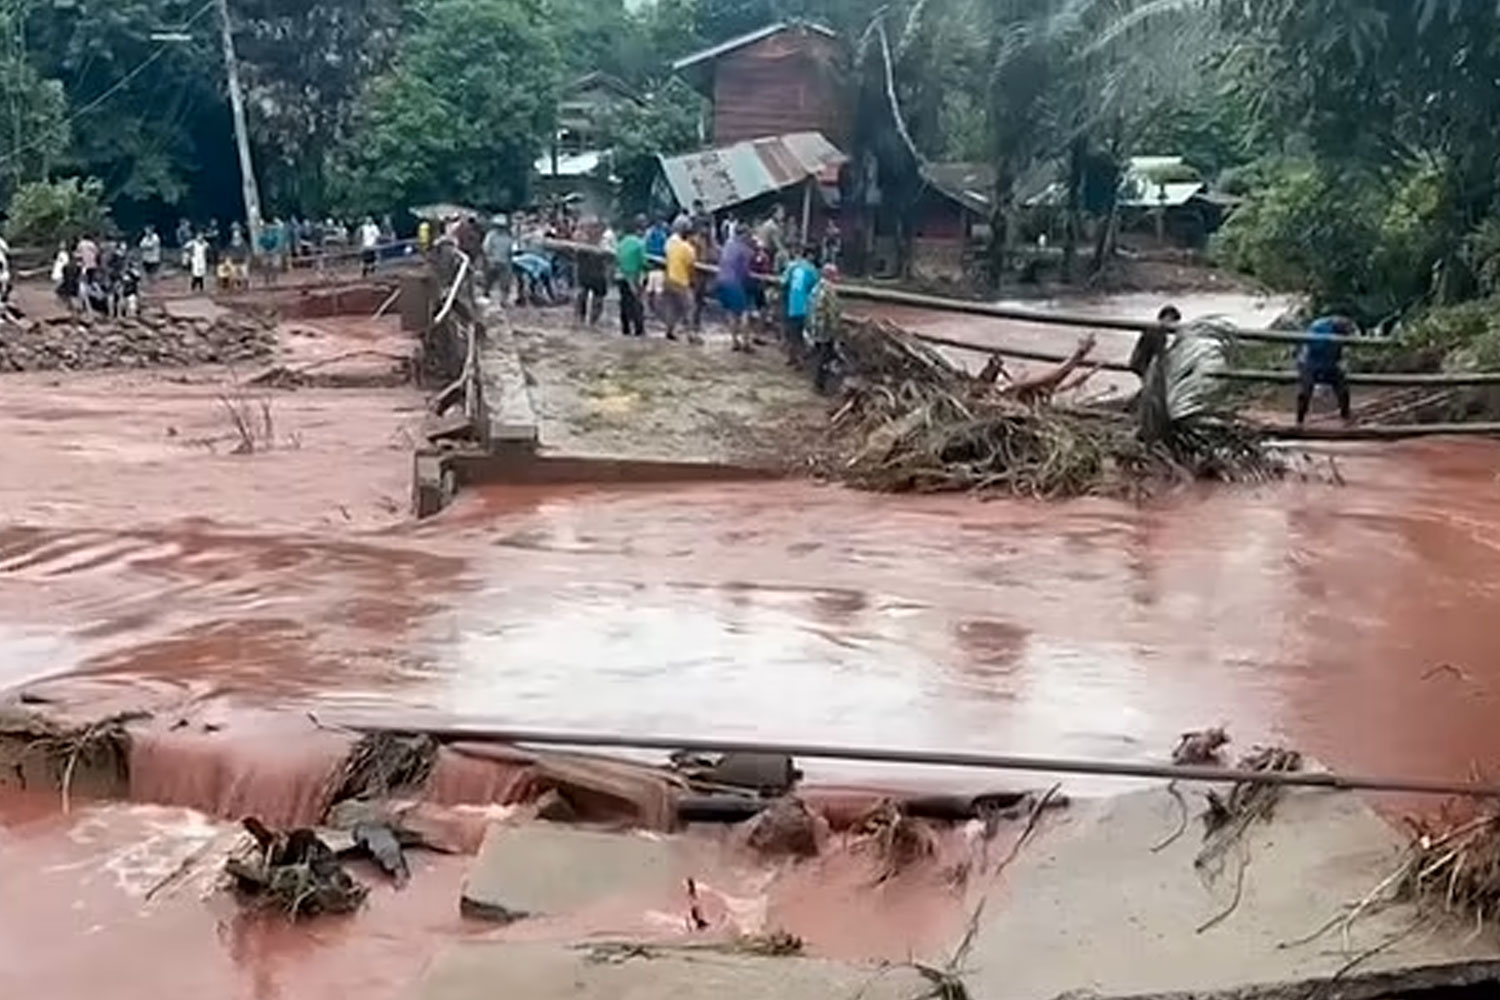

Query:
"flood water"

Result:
[[4, 435, 1500, 796], [3, 290, 1499, 999]]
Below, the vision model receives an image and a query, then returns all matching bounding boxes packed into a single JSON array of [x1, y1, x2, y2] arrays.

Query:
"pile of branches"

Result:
[[1394, 808, 1500, 926], [828, 317, 1278, 498]]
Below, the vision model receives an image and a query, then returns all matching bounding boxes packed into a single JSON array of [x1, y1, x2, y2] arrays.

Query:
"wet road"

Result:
[[4, 436, 1500, 795]]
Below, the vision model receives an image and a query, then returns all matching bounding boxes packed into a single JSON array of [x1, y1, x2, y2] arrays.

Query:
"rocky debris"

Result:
[[744, 796, 824, 859], [1173, 726, 1231, 765], [851, 799, 937, 881], [0, 308, 275, 373], [225, 817, 368, 919]]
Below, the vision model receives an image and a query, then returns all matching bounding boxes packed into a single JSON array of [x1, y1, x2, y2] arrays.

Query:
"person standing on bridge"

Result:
[[781, 244, 820, 366], [482, 216, 515, 304], [615, 215, 648, 339], [663, 217, 697, 343], [1296, 315, 1355, 427], [573, 218, 609, 327], [716, 223, 755, 353], [807, 263, 842, 393]]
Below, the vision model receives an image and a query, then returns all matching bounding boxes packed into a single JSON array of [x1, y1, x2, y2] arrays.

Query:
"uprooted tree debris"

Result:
[[827, 317, 1280, 498], [226, 818, 370, 918]]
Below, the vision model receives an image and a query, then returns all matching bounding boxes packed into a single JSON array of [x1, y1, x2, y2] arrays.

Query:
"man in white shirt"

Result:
[[189, 234, 209, 293], [359, 216, 381, 276], [139, 226, 163, 282]]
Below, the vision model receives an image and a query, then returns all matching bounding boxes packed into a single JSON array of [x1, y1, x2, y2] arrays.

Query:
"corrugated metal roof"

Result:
[[1121, 181, 1207, 208], [921, 162, 995, 215], [533, 149, 607, 178], [659, 132, 848, 214], [671, 20, 837, 71]]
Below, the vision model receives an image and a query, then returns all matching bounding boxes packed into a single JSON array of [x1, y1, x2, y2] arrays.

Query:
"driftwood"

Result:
[[828, 316, 1278, 498]]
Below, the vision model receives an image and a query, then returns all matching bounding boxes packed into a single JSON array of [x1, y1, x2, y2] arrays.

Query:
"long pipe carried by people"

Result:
[[349, 722, 1500, 800], [540, 237, 1389, 349]]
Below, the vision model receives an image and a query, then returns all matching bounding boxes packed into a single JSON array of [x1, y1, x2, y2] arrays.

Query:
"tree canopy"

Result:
[[3, 0, 1500, 322]]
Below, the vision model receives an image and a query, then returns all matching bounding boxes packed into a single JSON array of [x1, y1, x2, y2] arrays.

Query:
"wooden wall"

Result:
[[710, 32, 843, 146]]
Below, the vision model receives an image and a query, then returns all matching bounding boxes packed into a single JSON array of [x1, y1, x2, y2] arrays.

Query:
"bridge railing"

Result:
[[424, 245, 488, 445]]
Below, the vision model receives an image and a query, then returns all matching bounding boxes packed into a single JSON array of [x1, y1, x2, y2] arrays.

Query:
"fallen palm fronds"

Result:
[[225, 818, 368, 918], [828, 317, 1279, 498]]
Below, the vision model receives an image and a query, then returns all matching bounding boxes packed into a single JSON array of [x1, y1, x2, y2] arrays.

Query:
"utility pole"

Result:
[[215, 0, 262, 254]]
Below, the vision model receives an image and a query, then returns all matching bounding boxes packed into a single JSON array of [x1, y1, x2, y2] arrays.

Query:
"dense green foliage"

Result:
[[594, 78, 702, 218], [2, 0, 1500, 359], [329, 0, 560, 213], [4, 176, 109, 245]]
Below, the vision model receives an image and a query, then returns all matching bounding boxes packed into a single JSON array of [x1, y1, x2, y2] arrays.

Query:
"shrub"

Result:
[[3, 177, 111, 248]]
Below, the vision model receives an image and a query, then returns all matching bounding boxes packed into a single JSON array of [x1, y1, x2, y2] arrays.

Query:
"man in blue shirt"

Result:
[[1297, 315, 1354, 426], [781, 245, 820, 365]]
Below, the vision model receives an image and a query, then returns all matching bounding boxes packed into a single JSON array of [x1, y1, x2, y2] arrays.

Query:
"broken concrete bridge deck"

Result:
[[406, 785, 1500, 1000], [416, 299, 833, 506]]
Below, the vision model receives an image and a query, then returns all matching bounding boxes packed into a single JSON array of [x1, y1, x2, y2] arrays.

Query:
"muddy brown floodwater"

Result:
[[4, 435, 1500, 798], [3, 289, 1499, 999]]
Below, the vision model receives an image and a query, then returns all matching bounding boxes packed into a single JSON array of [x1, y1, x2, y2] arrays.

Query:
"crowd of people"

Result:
[[50, 234, 145, 319], [466, 199, 846, 392], [39, 212, 412, 316]]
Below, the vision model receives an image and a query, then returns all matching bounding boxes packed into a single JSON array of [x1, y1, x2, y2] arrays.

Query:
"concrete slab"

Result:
[[460, 824, 678, 923], [477, 304, 540, 448], [406, 940, 932, 1000], [966, 787, 1500, 999]]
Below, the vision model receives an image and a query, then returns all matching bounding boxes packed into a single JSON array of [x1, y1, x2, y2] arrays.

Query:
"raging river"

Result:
[[3, 289, 1499, 998]]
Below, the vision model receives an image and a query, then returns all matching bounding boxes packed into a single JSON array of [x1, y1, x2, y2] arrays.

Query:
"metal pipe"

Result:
[[1263, 421, 1500, 441], [347, 722, 1500, 799], [1217, 369, 1500, 387]]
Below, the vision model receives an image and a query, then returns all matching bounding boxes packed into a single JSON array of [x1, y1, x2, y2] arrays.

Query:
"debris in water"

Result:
[[733, 929, 804, 956], [852, 798, 937, 882], [684, 877, 710, 931], [1173, 726, 1231, 765], [332, 731, 437, 803], [351, 822, 409, 886], [0, 709, 147, 811], [743, 796, 823, 859], [828, 317, 1278, 498], [225, 817, 368, 918], [1199, 745, 1302, 875], [1395, 806, 1500, 929]]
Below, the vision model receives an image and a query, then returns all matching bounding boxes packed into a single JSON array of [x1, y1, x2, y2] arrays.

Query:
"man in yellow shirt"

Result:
[[663, 218, 698, 343]]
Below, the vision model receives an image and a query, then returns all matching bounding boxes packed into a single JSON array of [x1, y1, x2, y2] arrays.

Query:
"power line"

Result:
[[0, 0, 217, 170]]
